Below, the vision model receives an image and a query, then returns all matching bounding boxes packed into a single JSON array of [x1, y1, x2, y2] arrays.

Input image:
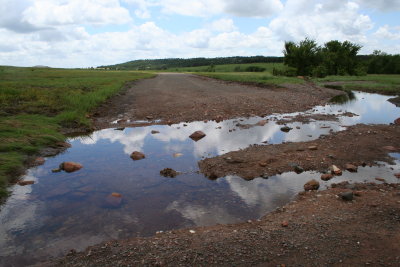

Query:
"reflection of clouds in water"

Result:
[[166, 200, 238, 226], [78, 128, 149, 155]]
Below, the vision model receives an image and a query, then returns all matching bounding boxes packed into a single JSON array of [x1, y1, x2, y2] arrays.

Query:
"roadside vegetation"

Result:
[[0, 66, 153, 199]]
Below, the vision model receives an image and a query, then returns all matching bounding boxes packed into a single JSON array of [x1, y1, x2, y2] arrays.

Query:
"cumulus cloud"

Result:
[[224, 0, 283, 17], [356, 0, 400, 11], [374, 25, 400, 40]]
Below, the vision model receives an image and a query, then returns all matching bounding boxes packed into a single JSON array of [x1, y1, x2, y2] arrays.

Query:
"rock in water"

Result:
[[160, 168, 178, 178], [59, 162, 83, 173], [330, 165, 342, 175], [280, 126, 293, 132], [304, 179, 320, 191], [256, 120, 268, 126], [18, 180, 35, 186], [345, 163, 358, 172], [130, 151, 145, 160], [321, 173, 333, 181], [151, 130, 160, 134], [294, 165, 304, 174], [34, 157, 45, 166], [338, 191, 353, 201], [189, 131, 206, 141], [105, 193, 122, 208]]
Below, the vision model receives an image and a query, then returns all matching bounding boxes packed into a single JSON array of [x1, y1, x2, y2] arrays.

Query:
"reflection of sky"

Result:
[[0, 91, 399, 265]]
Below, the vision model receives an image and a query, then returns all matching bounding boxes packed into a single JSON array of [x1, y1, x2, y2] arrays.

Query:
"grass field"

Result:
[[197, 72, 304, 85], [314, 75, 400, 95], [0, 66, 154, 199]]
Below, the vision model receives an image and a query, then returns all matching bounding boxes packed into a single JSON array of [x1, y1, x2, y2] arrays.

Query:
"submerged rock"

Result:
[[130, 151, 145, 160], [294, 165, 304, 174], [321, 173, 333, 181], [304, 179, 320, 191], [59, 162, 83, 173], [256, 120, 268, 126], [345, 163, 358, 172], [189, 131, 206, 141], [151, 130, 160, 134], [160, 168, 178, 178], [105, 193, 122, 208]]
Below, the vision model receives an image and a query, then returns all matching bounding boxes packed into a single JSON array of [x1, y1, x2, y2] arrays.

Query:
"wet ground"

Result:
[[0, 91, 399, 266]]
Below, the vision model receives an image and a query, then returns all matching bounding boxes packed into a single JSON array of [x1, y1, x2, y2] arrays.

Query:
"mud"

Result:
[[91, 73, 342, 129], [199, 124, 400, 180]]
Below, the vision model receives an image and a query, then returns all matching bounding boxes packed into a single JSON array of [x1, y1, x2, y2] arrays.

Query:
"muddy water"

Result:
[[1, 92, 399, 266]]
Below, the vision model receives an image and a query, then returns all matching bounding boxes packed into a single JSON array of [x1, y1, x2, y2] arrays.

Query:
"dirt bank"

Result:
[[92, 73, 342, 129], [199, 124, 400, 180], [44, 182, 400, 266]]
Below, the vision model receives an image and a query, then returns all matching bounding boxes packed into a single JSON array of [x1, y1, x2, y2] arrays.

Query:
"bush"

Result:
[[245, 66, 266, 72]]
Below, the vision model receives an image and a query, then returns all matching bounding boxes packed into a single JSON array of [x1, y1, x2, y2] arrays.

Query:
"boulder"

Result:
[[338, 191, 353, 201], [321, 173, 333, 181], [189, 131, 206, 141], [304, 179, 320, 191], [394, 118, 400, 125], [59, 162, 83, 173], [130, 151, 145, 160], [160, 168, 178, 178], [345, 163, 358, 172], [330, 165, 342, 175]]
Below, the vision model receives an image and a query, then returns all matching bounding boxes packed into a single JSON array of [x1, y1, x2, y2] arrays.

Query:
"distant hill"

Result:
[[99, 56, 284, 70]]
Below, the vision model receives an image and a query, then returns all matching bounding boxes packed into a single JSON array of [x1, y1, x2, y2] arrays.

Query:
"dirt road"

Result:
[[92, 73, 341, 129]]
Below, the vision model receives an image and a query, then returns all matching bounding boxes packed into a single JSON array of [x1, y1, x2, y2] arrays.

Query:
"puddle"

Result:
[[0, 91, 399, 265]]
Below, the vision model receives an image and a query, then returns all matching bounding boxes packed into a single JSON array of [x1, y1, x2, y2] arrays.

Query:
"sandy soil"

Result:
[[91, 73, 342, 129], [45, 182, 400, 267], [199, 124, 400, 180]]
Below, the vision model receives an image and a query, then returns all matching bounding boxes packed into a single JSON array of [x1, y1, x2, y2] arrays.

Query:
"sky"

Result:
[[0, 0, 399, 68]]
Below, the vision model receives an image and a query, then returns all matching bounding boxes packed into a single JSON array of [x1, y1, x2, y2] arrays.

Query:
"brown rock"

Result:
[[394, 118, 400, 125], [308, 146, 318, 150], [59, 162, 83, 173], [394, 173, 400, 179], [345, 163, 358, 172], [375, 177, 386, 182], [281, 221, 289, 227], [18, 180, 35, 186], [160, 168, 178, 178], [56, 142, 72, 148], [111, 192, 122, 198], [146, 116, 153, 120], [321, 173, 333, 181], [189, 131, 206, 141], [256, 120, 268, 126], [151, 130, 160, 134], [130, 151, 145, 160], [34, 157, 45, 166], [259, 161, 268, 167], [117, 119, 127, 124], [330, 165, 342, 175], [304, 179, 320, 191]]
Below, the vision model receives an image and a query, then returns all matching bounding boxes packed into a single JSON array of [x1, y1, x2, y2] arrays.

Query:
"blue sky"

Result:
[[0, 0, 399, 68]]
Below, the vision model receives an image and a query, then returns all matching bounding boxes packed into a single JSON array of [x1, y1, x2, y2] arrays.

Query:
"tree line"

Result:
[[281, 38, 400, 77]]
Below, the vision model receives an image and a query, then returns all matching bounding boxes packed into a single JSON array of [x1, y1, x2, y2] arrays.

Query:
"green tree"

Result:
[[322, 40, 362, 75]]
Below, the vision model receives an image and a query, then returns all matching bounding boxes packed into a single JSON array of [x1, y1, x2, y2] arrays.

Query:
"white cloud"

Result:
[[356, 0, 400, 11], [22, 0, 132, 27], [207, 19, 237, 32], [374, 25, 400, 40], [224, 0, 283, 17]]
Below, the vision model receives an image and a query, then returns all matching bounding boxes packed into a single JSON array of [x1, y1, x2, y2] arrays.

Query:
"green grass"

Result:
[[166, 62, 285, 73], [195, 72, 304, 86], [314, 74, 400, 95], [0, 66, 154, 199]]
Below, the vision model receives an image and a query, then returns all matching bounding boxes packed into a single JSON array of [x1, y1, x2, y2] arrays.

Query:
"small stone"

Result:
[[383, 146, 397, 152], [59, 162, 83, 173], [256, 120, 268, 126], [280, 126, 293, 132], [321, 173, 333, 181], [111, 192, 122, 198], [146, 116, 153, 120], [281, 221, 289, 227], [189, 131, 206, 141], [52, 168, 61, 173], [330, 165, 342, 175], [34, 157, 45, 166], [130, 151, 145, 160], [345, 163, 358, 172], [354, 191, 362, 196], [259, 161, 268, 167], [294, 165, 304, 174], [375, 177, 386, 182], [304, 179, 320, 191], [56, 142, 72, 148], [18, 180, 35, 186], [394, 173, 400, 179], [308, 146, 318, 150], [105, 193, 123, 208], [117, 119, 126, 124], [394, 118, 400, 125], [173, 153, 183, 158], [338, 191, 353, 201], [160, 168, 178, 178], [189, 230, 196, 234], [151, 130, 160, 134]]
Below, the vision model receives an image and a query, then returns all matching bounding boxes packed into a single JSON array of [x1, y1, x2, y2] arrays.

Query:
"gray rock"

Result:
[[338, 191, 353, 201]]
